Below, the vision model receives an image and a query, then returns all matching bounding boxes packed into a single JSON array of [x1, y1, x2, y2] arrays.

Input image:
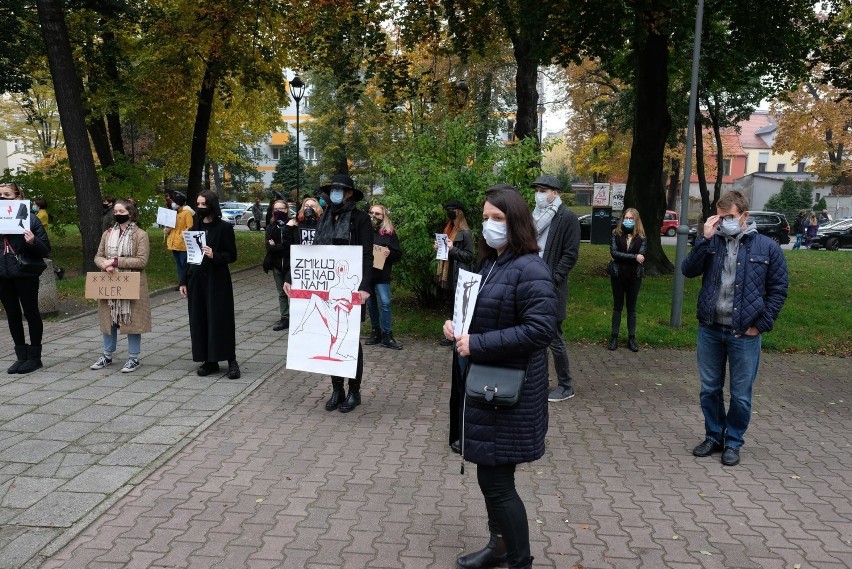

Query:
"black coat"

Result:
[[447, 228, 474, 293], [315, 208, 374, 294], [461, 251, 558, 466], [0, 215, 51, 280], [541, 205, 580, 320], [264, 220, 292, 273], [371, 230, 402, 284], [184, 218, 237, 363], [291, 218, 319, 245]]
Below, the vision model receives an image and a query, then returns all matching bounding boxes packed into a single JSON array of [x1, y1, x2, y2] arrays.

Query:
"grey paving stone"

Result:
[[0, 477, 65, 509], [12, 491, 105, 528], [99, 443, 171, 467], [0, 440, 67, 464], [0, 527, 59, 569], [62, 465, 138, 493], [130, 426, 189, 445], [32, 421, 98, 443]]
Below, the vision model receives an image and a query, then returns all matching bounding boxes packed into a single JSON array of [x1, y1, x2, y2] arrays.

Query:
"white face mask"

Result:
[[534, 192, 551, 209], [482, 219, 508, 250], [720, 216, 742, 236], [171, 203, 179, 210], [330, 189, 344, 204]]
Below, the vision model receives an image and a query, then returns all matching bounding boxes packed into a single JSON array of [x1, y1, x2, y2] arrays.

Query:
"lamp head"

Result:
[[290, 75, 305, 102]]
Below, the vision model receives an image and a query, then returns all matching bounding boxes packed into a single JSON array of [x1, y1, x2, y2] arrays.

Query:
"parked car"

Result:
[[239, 205, 269, 230], [661, 210, 679, 236], [810, 218, 852, 250], [219, 202, 250, 225], [687, 210, 791, 245]]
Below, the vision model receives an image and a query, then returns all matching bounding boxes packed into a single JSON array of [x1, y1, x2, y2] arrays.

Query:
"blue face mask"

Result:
[[318, 198, 326, 208], [330, 189, 344, 205], [622, 219, 635, 230]]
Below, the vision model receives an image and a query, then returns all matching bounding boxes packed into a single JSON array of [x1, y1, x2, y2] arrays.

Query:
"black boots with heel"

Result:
[[325, 378, 346, 411], [456, 533, 507, 569]]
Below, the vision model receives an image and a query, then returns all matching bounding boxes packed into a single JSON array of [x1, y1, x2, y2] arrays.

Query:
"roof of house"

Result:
[[735, 111, 777, 150]]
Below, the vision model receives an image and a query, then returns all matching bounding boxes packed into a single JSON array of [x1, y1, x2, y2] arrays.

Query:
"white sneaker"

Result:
[[90, 355, 113, 370], [121, 358, 140, 373]]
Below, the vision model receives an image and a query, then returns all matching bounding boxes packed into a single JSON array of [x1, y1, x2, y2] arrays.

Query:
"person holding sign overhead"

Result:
[[90, 199, 151, 373], [179, 190, 240, 379], [364, 204, 403, 350], [0, 182, 51, 374]]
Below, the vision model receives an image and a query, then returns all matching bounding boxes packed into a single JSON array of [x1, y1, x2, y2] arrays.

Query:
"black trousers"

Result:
[[332, 343, 363, 389], [477, 463, 532, 567], [610, 276, 642, 336], [0, 276, 43, 346]]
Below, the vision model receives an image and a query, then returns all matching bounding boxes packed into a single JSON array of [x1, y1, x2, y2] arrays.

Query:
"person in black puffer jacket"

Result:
[[607, 208, 647, 352], [264, 199, 293, 331], [364, 204, 403, 349], [0, 182, 51, 374], [442, 185, 557, 569]]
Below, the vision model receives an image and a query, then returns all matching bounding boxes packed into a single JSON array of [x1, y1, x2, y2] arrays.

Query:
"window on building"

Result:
[[304, 146, 316, 164], [506, 119, 515, 142], [757, 152, 769, 173], [777, 163, 786, 172], [271, 148, 280, 161], [798, 161, 807, 173], [722, 159, 731, 176]]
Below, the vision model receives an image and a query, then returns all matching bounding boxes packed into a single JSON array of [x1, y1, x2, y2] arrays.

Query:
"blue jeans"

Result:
[[366, 282, 392, 333], [103, 324, 141, 358], [793, 233, 803, 249], [172, 250, 187, 284], [697, 324, 762, 449]]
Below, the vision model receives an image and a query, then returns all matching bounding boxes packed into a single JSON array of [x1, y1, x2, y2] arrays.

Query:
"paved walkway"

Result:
[[0, 269, 849, 568]]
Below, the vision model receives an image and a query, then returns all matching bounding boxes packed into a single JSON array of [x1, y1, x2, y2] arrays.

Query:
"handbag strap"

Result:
[[3, 237, 15, 255]]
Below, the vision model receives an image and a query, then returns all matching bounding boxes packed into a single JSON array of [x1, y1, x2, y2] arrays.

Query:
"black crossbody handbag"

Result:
[[464, 363, 526, 408]]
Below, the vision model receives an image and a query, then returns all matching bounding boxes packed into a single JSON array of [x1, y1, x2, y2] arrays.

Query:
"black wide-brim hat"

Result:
[[320, 174, 364, 202]]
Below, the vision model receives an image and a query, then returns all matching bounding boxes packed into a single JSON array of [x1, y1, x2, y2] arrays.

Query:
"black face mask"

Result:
[[304, 208, 316, 220], [196, 207, 210, 218], [446, 209, 457, 220], [114, 214, 130, 224]]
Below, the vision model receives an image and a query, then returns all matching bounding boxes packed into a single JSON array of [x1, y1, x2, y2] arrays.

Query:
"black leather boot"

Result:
[[325, 378, 346, 411], [365, 327, 381, 345], [627, 336, 639, 352], [7, 345, 28, 374], [17, 344, 42, 374], [339, 381, 361, 413], [381, 332, 403, 350], [456, 533, 507, 569], [510, 556, 533, 569], [607, 335, 618, 351]]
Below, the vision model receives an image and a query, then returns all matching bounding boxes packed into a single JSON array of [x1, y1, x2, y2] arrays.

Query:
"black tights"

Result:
[[477, 463, 531, 567], [0, 277, 42, 346], [610, 276, 642, 337]]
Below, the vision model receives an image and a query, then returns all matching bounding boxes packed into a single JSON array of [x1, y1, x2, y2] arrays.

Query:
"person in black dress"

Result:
[[179, 190, 240, 379]]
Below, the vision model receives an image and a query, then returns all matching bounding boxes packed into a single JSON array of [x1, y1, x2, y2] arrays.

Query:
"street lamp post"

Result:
[[290, 75, 306, 204]]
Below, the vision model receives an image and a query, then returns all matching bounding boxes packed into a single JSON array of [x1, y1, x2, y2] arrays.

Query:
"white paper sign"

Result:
[[435, 233, 449, 260], [182, 231, 206, 265], [0, 200, 30, 234], [592, 183, 611, 207], [156, 206, 177, 228], [453, 269, 482, 337], [287, 245, 364, 379], [611, 184, 626, 212]]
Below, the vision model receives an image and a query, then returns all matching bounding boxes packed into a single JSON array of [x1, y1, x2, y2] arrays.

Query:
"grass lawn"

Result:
[[390, 243, 851, 356], [45, 228, 850, 355]]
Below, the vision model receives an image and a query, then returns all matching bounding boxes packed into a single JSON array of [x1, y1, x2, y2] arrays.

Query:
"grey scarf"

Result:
[[532, 195, 562, 253]]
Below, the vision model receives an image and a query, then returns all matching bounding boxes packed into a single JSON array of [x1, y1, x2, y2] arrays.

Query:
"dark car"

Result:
[[810, 219, 852, 250], [579, 213, 618, 241], [687, 211, 790, 245]]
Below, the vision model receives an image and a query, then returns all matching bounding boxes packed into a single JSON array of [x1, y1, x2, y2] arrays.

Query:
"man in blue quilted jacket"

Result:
[[682, 191, 788, 467]]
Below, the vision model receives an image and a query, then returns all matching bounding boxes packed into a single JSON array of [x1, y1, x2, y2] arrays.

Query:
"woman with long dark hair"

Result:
[[608, 208, 646, 352], [442, 184, 557, 569], [0, 182, 51, 374], [179, 190, 240, 379]]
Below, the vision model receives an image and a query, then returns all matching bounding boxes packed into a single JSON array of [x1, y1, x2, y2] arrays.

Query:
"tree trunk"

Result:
[[512, 38, 539, 142], [186, 62, 217, 207], [624, 28, 672, 275], [709, 99, 724, 211], [87, 115, 114, 168], [475, 73, 493, 152], [102, 30, 125, 157], [211, 161, 225, 199], [36, 0, 102, 273], [667, 157, 680, 211], [695, 100, 710, 220]]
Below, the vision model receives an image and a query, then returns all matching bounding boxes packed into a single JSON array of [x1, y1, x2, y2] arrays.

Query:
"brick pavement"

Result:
[[1, 268, 850, 568]]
